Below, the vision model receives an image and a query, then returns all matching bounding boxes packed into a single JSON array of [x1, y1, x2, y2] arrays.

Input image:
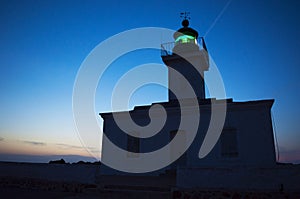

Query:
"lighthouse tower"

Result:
[[161, 18, 209, 101], [100, 16, 277, 184]]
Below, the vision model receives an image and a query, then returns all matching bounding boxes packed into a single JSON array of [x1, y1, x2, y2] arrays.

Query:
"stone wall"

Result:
[[177, 165, 300, 191], [171, 189, 299, 199], [0, 162, 99, 184]]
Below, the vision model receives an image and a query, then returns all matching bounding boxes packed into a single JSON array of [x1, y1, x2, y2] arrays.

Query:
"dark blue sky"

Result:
[[0, 0, 299, 162]]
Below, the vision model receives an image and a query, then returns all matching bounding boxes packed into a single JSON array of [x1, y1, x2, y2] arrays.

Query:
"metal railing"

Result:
[[161, 37, 207, 56], [160, 42, 174, 56]]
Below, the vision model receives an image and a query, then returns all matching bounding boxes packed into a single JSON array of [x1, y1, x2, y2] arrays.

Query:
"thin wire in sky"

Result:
[[204, 0, 233, 37], [272, 110, 280, 162]]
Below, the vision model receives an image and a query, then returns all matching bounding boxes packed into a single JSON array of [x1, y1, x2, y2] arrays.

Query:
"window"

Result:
[[127, 133, 140, 158], [175, 35, 197, 45], [221, 129, 238, 158]]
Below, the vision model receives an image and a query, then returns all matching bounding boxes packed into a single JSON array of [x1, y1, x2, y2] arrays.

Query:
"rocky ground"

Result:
[[1, 162, 300, 198], [1, 176, 300, 199]]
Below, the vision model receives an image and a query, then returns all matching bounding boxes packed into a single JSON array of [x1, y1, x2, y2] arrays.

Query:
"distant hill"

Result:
[[49, 158, 66, 164], [48, 158, 101, 165], [0, 153, 97, 163]]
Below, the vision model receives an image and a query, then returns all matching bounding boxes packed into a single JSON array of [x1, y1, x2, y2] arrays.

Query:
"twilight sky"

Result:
[[0, 0, 299, 163]]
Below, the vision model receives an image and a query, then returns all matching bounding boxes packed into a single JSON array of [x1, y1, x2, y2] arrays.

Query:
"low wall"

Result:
[[0, 162, 99, 184], [177, 165, 300, 191], [171, 189, 299, 199]]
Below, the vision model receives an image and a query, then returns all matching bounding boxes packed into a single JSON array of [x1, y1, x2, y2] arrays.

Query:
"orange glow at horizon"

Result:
[[0, 139, 101, 159]]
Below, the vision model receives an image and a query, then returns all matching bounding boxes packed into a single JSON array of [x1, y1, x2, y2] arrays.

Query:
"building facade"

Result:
[[100, 19, 276, 176]]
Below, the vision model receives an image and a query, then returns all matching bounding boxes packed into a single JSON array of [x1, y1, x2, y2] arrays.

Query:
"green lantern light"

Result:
[[175, 35, 197, 44]]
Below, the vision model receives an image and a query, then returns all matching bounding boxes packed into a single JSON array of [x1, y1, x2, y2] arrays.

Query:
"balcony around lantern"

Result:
[[161, 37, 207, 56]]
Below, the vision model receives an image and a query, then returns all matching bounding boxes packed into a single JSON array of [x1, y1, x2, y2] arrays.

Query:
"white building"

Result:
[[100, 19, 276, 179]]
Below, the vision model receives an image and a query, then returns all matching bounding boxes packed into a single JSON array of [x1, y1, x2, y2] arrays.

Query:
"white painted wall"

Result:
[[100, 99, 276, 176], [177, 165, 300, 191]]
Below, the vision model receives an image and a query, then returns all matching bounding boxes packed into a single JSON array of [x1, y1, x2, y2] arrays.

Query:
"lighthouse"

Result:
[[100, 16, 276, 179], [162, 18, 209, 100]]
